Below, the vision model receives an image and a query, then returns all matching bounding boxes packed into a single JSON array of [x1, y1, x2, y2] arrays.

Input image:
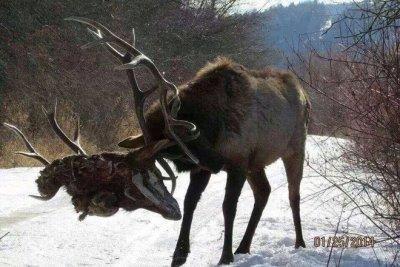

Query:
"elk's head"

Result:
[[3, 17, 200, 221]]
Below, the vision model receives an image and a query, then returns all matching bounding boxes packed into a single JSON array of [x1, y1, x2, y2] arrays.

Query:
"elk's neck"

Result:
[[145, 85, 221, 147]]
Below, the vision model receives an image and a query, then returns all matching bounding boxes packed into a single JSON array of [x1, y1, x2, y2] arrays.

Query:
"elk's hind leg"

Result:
[[172, 169, 211, 267], [283, 149, 306, 248], [235, 169, 270, 254]]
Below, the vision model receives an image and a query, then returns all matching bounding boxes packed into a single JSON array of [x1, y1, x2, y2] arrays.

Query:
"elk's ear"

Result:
[[118, 134, 145, 149], [136, 139, 174, 161]]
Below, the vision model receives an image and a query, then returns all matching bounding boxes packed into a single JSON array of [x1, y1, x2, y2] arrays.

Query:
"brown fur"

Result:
[[145, 57, 310, 173]]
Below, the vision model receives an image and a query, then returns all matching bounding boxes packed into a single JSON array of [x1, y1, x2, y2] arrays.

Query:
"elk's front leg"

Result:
[[218, 167, 246, 265], [172, 169, 211, 267]]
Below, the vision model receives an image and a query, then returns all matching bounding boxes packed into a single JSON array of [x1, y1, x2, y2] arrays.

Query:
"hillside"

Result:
[[260, 1, 351, 64]]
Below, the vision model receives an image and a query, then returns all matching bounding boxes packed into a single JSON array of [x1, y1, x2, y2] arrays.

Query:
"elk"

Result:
[[5, 18, 310, 266]]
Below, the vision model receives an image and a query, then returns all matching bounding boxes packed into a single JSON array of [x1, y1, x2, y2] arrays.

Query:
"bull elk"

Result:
[[4, 18, 310, 266]]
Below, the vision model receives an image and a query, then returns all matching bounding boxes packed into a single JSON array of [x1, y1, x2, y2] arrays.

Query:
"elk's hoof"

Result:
[[171, 256, 187, 267], [234, 246, 250, 254], [218, 253, 234, 265], [171, 248, 189, 267], [295, 240, 306, 248]]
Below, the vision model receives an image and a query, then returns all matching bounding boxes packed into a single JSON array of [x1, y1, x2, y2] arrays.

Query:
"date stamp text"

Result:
[[314, 235, 375, 248]]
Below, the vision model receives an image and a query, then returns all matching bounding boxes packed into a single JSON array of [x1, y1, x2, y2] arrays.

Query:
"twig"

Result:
[[327, 203, 344, 267], [0, 232, 10, 241]]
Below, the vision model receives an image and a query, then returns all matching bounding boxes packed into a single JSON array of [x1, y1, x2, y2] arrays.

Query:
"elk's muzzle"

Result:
[[129, 170, 181, 221]]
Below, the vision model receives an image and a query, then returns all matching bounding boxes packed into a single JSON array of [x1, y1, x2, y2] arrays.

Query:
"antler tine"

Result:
[[157, 158, 177, 195], [2, 123, 50, 165], [73, 116, 80, 142], [42, 102, 87, 156], [131, 28, 136, 46], [65, 17, 141, 57], [85, 27, 126, 62]]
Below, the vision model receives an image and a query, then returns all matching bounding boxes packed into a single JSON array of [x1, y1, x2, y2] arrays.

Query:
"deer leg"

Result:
[[171, 169, 211, 267], [235, 169, 270, 254], [218, 167, 246, 265], [283, 151, 306, 248]]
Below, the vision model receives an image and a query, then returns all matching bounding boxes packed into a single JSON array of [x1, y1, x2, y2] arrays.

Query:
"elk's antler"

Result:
[[42, 101, 87, 156], [66, 17, 201, 195], [65, 17, 199, 164], [2, 123, 50, 165], [2, 122, 52, 200]]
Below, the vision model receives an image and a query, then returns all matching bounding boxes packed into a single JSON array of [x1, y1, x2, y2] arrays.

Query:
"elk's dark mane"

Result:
[[180, 57, 252, 140]]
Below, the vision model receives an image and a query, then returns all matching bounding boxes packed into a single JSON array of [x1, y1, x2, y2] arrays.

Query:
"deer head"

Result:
[[3, 17, 200, 221]]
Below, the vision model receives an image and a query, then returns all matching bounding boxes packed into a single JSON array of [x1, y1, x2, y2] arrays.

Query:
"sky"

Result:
[[241, 0, 353, 11]]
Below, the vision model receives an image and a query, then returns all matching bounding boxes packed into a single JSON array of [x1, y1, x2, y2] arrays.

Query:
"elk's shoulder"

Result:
[[180, 57, 252, 100]]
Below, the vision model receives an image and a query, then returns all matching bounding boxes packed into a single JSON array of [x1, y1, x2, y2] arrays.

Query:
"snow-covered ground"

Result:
[[0, 136, 397, 266]]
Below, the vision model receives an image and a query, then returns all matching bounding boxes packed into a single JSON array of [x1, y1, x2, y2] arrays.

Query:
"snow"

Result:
[[0, 136, 397, 266]]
